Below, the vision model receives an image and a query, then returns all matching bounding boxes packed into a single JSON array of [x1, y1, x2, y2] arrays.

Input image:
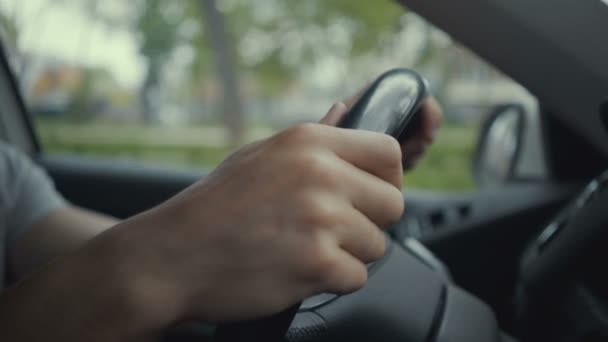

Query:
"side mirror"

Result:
[[473, 103, 526, 186]]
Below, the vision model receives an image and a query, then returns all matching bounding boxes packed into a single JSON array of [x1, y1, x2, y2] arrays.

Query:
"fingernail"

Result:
[[334, 101, 346, 112]]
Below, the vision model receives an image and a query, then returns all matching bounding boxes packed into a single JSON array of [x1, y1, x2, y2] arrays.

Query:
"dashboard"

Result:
[[387, 172, 608, 341]]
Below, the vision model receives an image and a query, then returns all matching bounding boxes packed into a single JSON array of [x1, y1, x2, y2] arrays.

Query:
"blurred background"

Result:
[[0, 0, 534, 191]]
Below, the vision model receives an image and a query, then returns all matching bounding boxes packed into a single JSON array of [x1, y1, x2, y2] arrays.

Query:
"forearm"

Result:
[[10, 206, 120, 280], [1, 226, 170, 341]]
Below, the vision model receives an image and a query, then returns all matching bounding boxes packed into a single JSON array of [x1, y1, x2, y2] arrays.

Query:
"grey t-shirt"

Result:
[[0, 143, 66, 286]]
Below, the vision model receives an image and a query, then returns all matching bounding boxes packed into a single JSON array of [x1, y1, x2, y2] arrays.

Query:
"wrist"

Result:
[[0, 219, 182, 341], [80, 218, 185, 338]]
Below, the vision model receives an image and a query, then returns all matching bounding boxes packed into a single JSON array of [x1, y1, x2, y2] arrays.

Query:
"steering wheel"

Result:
[[214, 235, 509, 342], [209, 69, 510, 342], [521, 171, 608, 288], [518, 171, 608, 339]]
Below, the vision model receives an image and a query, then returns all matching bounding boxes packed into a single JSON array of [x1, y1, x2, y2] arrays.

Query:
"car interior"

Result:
[[1, 0, 608, 341]]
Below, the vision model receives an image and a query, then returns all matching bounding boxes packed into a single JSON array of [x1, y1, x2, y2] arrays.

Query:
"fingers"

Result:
[[417, 97, 443, 144], [400, 140, 426, 170], [293, 229, 368, 295], [319, 102, 348, 125], [277, 124, 404, 189], [326, 129, 404, 190], [319, 82, 372, 127], [322, 248, 368, 294], [329, 156, 404, 227], [288, 196, 390, 296], [327, 77, 443, 144], [333, 204, 387, 263], [342, 82, 372, 110], [322, 81, 444, 171], [301, 79, 442, 298], [400, 97, 444, 169]]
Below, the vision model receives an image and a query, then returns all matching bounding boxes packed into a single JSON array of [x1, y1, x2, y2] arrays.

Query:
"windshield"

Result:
[[0, 0, 534, 191]]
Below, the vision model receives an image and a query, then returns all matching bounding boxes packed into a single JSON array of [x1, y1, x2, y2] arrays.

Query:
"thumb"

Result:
[[319, 102, 348, 126]]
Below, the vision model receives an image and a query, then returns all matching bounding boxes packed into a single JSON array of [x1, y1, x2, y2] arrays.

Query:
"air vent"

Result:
[[429, 210, 445, 227], [457, 204, 471, 219]]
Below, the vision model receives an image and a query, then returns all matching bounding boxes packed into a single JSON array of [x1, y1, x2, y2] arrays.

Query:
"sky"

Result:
[[0, 0, 144, 88]]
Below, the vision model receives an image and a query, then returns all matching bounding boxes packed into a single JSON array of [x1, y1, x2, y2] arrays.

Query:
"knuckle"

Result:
[[381, 135, 403, 169], [304, 243, 337, 281], [366, 230, 387, 261], [373, 186, 404, 227], [302, 152, 325, 174], [300, 153, 340, 188], [294, 245, 319, 279], [315, 252, 341, 283], [301, 194, 340, 227], [341, 264, 368, 293], [305, 241, 368, 294], [279, 123, 320, 143], [351, 225, 386, 263], [385, 188, 405, 225]]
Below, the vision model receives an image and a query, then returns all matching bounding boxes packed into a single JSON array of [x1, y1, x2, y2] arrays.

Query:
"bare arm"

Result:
[[0, 83, 444, 340], [0, 221, 165, 341], [8, 205, 119, 280]]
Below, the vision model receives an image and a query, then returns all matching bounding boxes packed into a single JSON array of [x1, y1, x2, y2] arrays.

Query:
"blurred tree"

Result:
[[185, 0, 406, 140], [199, 0, 244, 143], [64, 0, 193, 124], [135, 0, 180, 124], [220, 0, 406, 93], [66, 71, 95, 122], [0, 1, 53, 77], [0, 9, 18, 51], [4, 0, 419, 137]]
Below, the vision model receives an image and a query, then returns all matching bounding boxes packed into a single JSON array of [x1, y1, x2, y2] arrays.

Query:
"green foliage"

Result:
[[136, 0, 179, 61], [44, 140, 231, 168], [5, 0, 410, 96], [404, 125, 477, 191], [0, 9, 18, 50], [305, 0, 405, 53], [64, 72, 95, 122], [220, 0, 406, 92]]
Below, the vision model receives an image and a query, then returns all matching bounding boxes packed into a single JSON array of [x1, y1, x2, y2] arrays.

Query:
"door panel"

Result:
[[40, 154, 205, 219]]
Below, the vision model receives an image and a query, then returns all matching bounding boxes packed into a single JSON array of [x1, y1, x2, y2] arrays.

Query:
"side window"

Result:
[[0, 0, 534, 192]]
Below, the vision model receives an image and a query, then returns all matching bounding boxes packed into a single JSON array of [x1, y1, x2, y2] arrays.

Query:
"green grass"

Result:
[[37, 120, 478, 191], [404, 124, 478, 191]]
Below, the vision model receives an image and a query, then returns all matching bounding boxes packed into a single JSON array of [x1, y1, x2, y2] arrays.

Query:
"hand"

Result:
[[321, 91, 443, 170], [0, 77, 436, 341], [105, 121, 404, 325]]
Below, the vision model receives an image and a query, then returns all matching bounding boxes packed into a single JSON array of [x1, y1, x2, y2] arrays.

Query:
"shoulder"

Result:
[[0, 143, 48, 209], [0, 143, 34, 186], [0, 142, 67, 244]]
